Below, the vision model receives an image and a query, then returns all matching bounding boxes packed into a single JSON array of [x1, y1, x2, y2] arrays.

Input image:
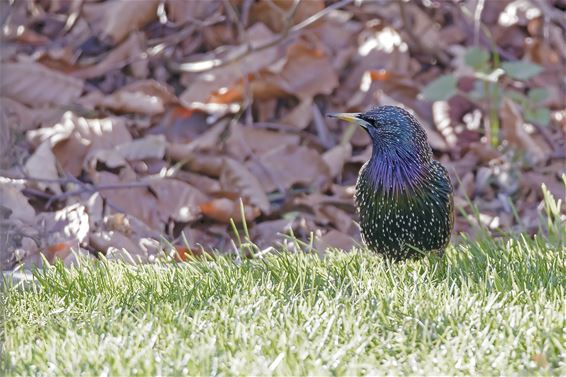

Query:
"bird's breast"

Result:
[[355, 160, 453, 259]]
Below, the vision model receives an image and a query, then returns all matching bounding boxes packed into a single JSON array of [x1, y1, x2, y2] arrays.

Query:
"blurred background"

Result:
[[0, 0, 565, 268]]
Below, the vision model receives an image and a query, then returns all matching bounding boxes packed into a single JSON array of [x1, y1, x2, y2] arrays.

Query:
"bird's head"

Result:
[[328, 106, 432, 162]]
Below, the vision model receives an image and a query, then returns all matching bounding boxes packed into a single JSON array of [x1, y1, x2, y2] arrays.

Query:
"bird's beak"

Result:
[[327, 112, 369, 129]]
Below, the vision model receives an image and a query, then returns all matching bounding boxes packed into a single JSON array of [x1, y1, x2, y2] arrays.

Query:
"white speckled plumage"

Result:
[[350, 106, 454, 260]]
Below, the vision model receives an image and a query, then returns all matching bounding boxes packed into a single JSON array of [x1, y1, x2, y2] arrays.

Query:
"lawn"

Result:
[[1, 223, 565, 376]]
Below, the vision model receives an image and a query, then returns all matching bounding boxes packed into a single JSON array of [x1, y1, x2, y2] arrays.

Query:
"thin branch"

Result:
[[531, 0, 566, 30], [473, 0, 485, 46], [174, 0, 353, 73], [7, 173, 153, 209]]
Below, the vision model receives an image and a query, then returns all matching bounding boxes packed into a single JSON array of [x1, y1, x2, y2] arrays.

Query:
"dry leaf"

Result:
[[45, 242, 75, 263], [170, 245, 210, 262], [165, 0, 220, 24], [281, 98, 313, 129], [180, 154, 225, 177], [1, 62, 83, 106], [179, 23, 281, 106], [92, 171, 161, 229], [173, 171, 222, 195], [501, 98, 548, 164], [91, 230, 159, 264], [0, 180, 36, 223], [167, 119, 228, 161], [85, 192, 104, 229], [249, 0, 324, 33], [220, 158, 271, 213], [79, 90, 165, 115], [115, 135, 167, 161], [248, 144, 331, 192], [320, 205, 353, 233], [272, 38, 339, 99], [100, 0, 160, 44], [24, 141, 61, 194], [200, 198, 260, 223], [314, 229, 356, 252], [35, 204, 90, 248], [73, 32, 148, 79], [94, 172, 206, 228], [251, 219, 293, 249], [149, 179, 208, 222], [323, 143, 352, 178], [0, 98, 67, 133], [243, 127, 301, 155], [28, 112, 132, 176], [151, 108, 208, 143]]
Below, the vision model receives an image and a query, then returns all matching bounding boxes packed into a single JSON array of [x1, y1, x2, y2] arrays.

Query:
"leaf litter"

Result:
[[0, 0, 565, 269]]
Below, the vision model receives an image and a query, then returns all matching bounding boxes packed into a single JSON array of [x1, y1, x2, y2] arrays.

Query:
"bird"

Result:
[[328, 106, 453, 260]]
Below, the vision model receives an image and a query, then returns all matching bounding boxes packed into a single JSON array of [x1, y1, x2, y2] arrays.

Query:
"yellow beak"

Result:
[[326, 112, 362, 123], [327, 112, 370, 129]]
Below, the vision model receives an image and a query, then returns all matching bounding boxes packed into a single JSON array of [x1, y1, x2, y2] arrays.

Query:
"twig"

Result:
[[531, 0, 566, 30], [473, 0, 485, 46], [454, 2, 515, 61], [240, 0, 254, 27], [532, 123, 561, 154], [174, 0, 353, 73], [7, 173, 153, 209]]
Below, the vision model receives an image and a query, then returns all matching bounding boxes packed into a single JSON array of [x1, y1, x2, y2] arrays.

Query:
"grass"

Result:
[[1, 185, 565, 375]]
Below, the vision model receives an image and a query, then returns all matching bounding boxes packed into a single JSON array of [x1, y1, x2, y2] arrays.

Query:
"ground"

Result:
[[1, 228, 564, 376]]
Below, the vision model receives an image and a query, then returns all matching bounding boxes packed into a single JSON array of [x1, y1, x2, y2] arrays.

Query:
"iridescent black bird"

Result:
[[328, 106, 453, 260]]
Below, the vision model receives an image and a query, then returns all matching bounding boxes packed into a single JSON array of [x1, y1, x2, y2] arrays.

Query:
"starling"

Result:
[[328, 106, 453, 260]]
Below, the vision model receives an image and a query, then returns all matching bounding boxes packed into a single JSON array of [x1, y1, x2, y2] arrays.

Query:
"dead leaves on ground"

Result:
[[1, 0, 565, 268]]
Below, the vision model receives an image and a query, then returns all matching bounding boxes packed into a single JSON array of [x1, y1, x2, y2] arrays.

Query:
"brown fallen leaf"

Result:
[[281, 98, 313, 130], [149, 179, 208, 223], [167, 119, 228, 161], [24, 141, 61, 194], [248, 144, 331, 192], [85, 134, 168, 170], [220, 158, 271, 214], [250, 219, 294, 249], [35, 203, 90, 249], [100, 0, 160, 44], [45, 241, 75, 263], [180, 154, 225, 177], [0, 97, 51, 132], [271, 38, 339, 100], [92, 171, 160, 229], [78, 90, 165, 115], [165, 0, 220, 25], [93, 172, 206, 228], [27, 112, 133, 176], [320, 205, 354, 233], [249, 0, 324, 33], [90, 230, 159, 264], [73, 32, 148, 79], [200, 198, 260, 223], [323, 143, 352, 179], [179, 23, 281, 107], [501, 98, 548, 165], [169, 245, 211, 262], [173, 171, 222, 195], [245, 127, 302, 155], [0, 180, 36, 223], [314, 229, 356, 253], [1, 62, 83, 107], [151, 107, 208, 143]]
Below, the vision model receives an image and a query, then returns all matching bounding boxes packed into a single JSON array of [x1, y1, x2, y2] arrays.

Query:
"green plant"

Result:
[[421, 46, 549, 147]]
